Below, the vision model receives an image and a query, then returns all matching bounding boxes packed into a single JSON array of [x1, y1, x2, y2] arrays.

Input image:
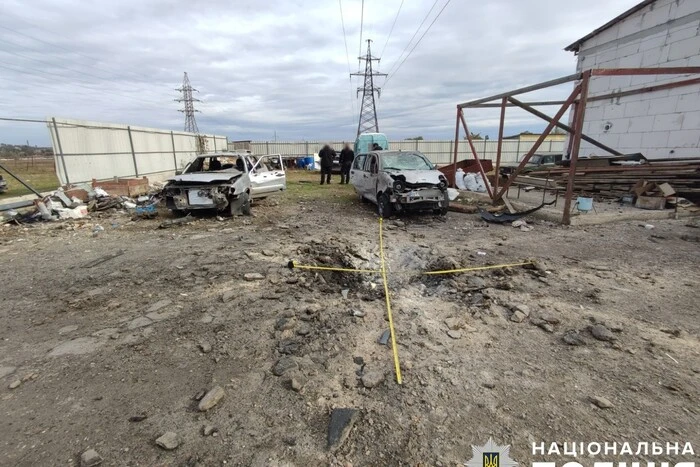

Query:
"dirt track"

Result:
[[1, 181, 699, 466]]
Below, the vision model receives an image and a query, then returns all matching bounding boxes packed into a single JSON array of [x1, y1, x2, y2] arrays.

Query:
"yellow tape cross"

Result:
[[378, 217, 403, 385], [287, 225, 535, 385]]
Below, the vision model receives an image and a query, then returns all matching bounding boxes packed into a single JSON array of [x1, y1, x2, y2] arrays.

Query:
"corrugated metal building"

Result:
[[565, 0, 700, 159]]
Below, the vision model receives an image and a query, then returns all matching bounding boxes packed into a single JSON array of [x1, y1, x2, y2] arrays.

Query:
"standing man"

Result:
[[318, 144, 336, 185], [339, 143, 354, 184]]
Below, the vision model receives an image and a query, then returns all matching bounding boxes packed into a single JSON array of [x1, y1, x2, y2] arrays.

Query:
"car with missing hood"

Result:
[[163, 152, 286, 216], [350, 150, 449, 217]]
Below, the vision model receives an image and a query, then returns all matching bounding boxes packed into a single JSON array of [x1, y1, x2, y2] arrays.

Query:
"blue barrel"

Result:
[[303, 156, 315, 170], [296, 157, 307, 168]]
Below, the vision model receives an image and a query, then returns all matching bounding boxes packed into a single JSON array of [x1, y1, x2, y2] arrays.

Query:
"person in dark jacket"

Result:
[[339, 143, 354, 184], [318, 144, 336, 184]]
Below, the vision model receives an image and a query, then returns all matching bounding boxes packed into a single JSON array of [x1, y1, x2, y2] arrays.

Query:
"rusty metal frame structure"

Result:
[[452, 67, 700, 224]]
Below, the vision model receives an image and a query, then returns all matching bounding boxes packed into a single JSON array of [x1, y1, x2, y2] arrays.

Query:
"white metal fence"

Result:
[[233, 139, 565, 164], [47, 117, 228, 185]]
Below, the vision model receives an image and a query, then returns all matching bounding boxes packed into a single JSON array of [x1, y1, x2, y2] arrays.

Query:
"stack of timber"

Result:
[[520, 159, 700, 200]]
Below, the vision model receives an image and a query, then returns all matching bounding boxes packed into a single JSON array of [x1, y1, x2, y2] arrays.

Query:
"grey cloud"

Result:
[[0, 0, 640, 144]]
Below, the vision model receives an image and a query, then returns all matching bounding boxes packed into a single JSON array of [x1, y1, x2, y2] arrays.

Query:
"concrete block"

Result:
[[618, 132, 644, 149], [617, 42, 641, 58], [666, 23, 700, 44], [641, 4, 672, 29], [597, 48, 619, 65], [628, 115, 656, 132], [618, 15, 644, 38], [631, 74, 658, 87], [653, 113, 685, 131], [646, 95, 680, 115], [642, 130, 670, 148], [640, 47, 664, 66], [668, 129, 700, 146], [595, 132, 620, 148], [666, 146, 700, 158], [668, 36, 700, 61], [583, 105, 605, 122], [619, 52, 643, 68], [670, 0, 700, 19], [638, 33, 669, 52], [624, 100, 650, 118], [603, 103, 626, 120], [588, 76, 611, 94], [675, 92, 700, 111], [680, 110, 700, 130]]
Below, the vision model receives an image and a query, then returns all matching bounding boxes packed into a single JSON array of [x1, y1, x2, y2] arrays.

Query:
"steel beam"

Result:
[[494, 97, 507, 194], [467, 101, 569, 108], [451, 108, 460, 187], [588, 76, 700, 102], [0, 162, 43, 197], [591, 67, 700, 76], [508, 96, 622, 156], [562, 71, 592, 225], [459, 112, 493, 199], [494, 85, 581, 202], [458, 73, 581, 108]]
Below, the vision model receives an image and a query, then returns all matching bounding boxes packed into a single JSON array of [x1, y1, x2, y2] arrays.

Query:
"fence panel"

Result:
[[232, 139, 566, 165], [47, 117, 228, 184]]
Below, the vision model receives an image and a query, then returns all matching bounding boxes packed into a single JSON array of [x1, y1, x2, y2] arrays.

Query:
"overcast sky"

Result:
[[0, 0, 641, 145]]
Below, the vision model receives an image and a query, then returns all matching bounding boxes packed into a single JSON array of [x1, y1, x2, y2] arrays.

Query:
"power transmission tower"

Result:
[[351, 39, 387, 137], [175, 72, 201, 134]]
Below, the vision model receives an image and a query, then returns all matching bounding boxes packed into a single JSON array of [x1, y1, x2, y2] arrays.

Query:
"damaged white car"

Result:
[[350, 150, 449, 217], [163, 153, 286, 216]]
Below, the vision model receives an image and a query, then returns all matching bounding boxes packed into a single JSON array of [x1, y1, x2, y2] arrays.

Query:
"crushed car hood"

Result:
[[386, 169, 442, 185], [168, 171, 242, 184]]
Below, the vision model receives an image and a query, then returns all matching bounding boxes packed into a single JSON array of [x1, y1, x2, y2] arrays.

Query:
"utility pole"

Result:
[[351, 39, 387, 137], [175, 72, 201, 134]]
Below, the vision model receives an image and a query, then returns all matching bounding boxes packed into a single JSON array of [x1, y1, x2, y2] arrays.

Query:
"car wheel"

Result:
[[439, 191, 449, 216], [377, 192, 393, 218], [229, 192, 251, 216]]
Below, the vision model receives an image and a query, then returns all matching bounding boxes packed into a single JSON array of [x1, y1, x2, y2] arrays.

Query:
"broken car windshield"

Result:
[[380, 153, 433, 171]]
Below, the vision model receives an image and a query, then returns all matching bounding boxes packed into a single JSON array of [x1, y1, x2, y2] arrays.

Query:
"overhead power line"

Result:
[[380, 0, 405, 60], [338, 0, 356, 125], [383, 0, 439, 78], [385, 0, 453, 86], [358, 0, 365, 68]]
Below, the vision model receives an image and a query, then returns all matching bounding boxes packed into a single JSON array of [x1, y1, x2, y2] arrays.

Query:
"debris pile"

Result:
[[1, 183, 160, 225], [523, 158, 700, 206]]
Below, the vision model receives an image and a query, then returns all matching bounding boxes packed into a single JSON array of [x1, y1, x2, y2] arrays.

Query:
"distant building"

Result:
[[504, 132, 567, 143], [565, 0, 700, 159]]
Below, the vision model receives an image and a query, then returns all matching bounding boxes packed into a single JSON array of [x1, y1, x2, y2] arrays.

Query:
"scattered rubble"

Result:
[[589, 395, 614, 409], [80, 449, 103, 467], [327, 408, 358, 451], [198, 386, 225, 411], [155, 432, 180, 450]]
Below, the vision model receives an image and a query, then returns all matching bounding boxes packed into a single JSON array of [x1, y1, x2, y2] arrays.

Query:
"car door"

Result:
[[350, 153, 367, 195], [247, 154, 286, 198], [365, 154, 379, 203]]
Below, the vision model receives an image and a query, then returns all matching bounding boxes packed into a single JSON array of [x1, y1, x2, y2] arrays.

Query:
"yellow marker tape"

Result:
[[288, 260, 379, 274], [423, 261, 534, 275], [379, 217, 402, 385]]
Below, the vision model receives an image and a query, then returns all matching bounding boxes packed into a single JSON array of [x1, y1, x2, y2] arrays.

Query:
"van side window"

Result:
[[369, 156, 378, 174], [354, 154, 366, 170]]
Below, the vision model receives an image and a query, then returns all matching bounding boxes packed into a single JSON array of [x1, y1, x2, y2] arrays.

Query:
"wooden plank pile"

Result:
[[519, 159, 700, 202]]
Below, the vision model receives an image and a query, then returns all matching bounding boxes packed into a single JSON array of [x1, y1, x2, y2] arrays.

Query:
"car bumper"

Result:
[[391, 187, 445, 205], [164, 186, 230, 210]]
